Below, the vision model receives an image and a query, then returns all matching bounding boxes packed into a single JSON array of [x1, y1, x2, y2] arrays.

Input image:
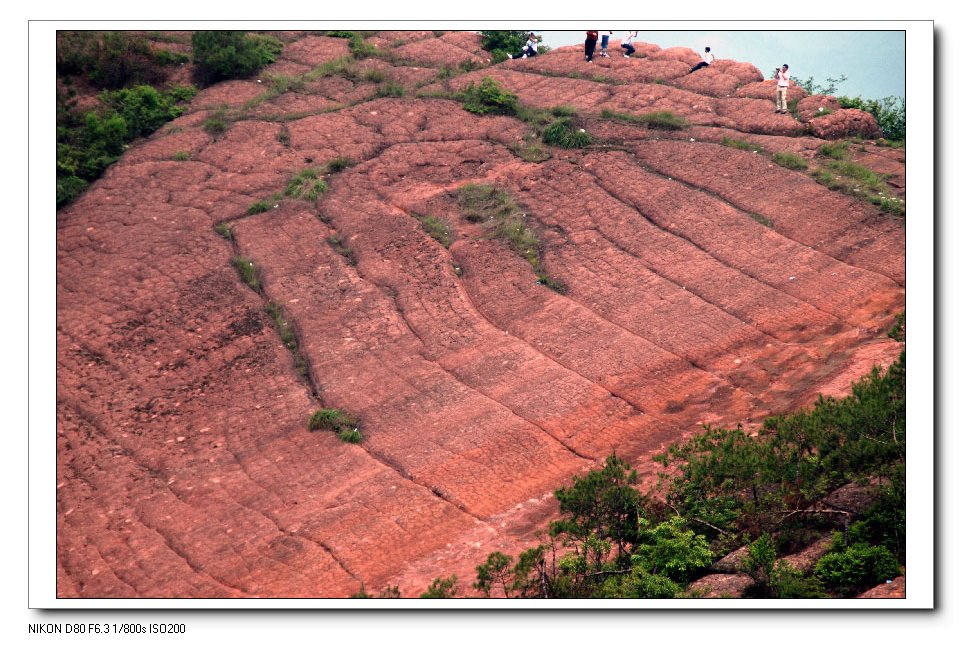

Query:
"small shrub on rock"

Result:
[[773, 151, 808, 170], [458, 77, 518, 116], [814, 543, 900, 596], [541, 118, 592, 148]]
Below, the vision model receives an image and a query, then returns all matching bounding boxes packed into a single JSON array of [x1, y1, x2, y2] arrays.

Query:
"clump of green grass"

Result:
[[868, 195, 905, 215], [265, 74, 305, 95], [600, 109, 689, 130], [232, 256, 261, 292], [748, 212, 774, 227], [284, 168, 328, 201], [721, 137, 761, 153], [326, 156, 354, 173], [416, 215, 453, 248], [494, 218, 540, 268], [247, 199, 272, 215], [214, 222, 233, 241], [550, 105, 577, 117], [364, 69, 386, 83], [308, 56, 359, 81], [773, 151, 809, 170], [825, 159, 883, 187], [264, 301, 296, 351], [536, 273, 567, 294], [375, 81, 405, 97], [511, 136, 551, 163], [308, 408, 361, 443], [457, 77, 519, 116], [327, 234, 357, 264], [173, 150, 191, 161], [541, 118, 592, 148], [457, 184, 521, 223], [818, 141, 850, 160], [202, 106, 229, 137]]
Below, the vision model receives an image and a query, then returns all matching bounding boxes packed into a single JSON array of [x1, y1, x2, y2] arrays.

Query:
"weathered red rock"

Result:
[[56, 31, 905, 599], [809, 107, 883, 139]]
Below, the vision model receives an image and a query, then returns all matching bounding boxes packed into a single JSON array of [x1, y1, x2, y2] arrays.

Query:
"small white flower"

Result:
[[578, 128, 586, 133]]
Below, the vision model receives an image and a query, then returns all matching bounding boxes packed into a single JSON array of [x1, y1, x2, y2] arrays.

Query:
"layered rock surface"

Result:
[[56, 32, 905, 598]]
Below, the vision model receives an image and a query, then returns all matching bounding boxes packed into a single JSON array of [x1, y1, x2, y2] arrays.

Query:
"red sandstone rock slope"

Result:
[[56, 32, 905, 598]]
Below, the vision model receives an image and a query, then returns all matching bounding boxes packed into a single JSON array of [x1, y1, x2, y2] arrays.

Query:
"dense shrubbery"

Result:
[[57, 31, 175, 89], [57, 84, 196, 207], [480, 30, 528, 62], [415, 314, 905, 598], [191, 31, 283, 85], [457, 77, 518, 116]]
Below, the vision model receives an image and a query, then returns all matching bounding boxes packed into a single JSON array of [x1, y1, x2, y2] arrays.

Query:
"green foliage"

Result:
[[814, 543, 900, 595], [552, 453, 642, 562], [457, 183, 520, 223], [284, 168, 328, 201], [57, 31, 164, 89], [825, 160, 883, 187], [798, 74, 848, 96], [98, 85, 195, 138], [600, 109, 689, 130], [457, 77, 519, 116], [773, 151, 808, 170], [327, 235, 357, 265], [536, 273, 567, 294], [597, 567, 681, 598], [326, 156, 354, 173], [339, 428, 363, 444], [837, 95, 905, 141], [415, 215, 453, 248], [420, 574, 459, 598], [173, 150, 191, 161], [480, 31, 528, 54], [56, 83, 195, 208], [818, 141, 850, 160], [232, 256, 261, 292], [474, 551, 514, 597], [741, 533, 777, 596], [214, 223, 233, 241], [351, 584, 401, 598], [721, 137, 762, 153], [770, 561, 825, 598], [202, 107, 229, 137], [375, 81, 405, 98], [631, 517, 714, 582], [191, 31, 283, 85], [550, 105, 577, 118], [888, 312, 905, 343], [493, 218, 540, 268], [308, 408, 360, 435], [541, 118, 592, 148], [247, 199, 271, 215], [364, 69, 386, 83]]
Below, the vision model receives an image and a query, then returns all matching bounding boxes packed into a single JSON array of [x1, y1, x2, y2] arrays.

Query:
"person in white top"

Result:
[[512, 32, 541, 59], [688, 46, 714, 73], [775, 63, 791, 113], [621, 31, 637, 57]]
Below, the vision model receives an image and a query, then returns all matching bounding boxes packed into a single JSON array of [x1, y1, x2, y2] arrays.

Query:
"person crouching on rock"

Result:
[[621, 31, 637, 57], [512, 32, 541, 59], [775, 63, 790, 113], [585, 30, 598, 62], [689, 46, 714, 73]]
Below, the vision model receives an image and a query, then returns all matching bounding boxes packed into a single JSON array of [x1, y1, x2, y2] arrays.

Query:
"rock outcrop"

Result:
[[56, 31, 905, 599]]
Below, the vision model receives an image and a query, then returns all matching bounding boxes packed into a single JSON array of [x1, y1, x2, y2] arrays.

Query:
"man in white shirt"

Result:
[[775, 63, 791, 113], [688, 46, 714, 74]]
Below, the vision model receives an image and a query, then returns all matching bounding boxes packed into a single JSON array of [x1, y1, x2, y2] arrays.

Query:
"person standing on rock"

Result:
[[689, 46, 714, 73], [600, 31, 613, 57], [621, 31, 637, 57], [585, 30, 598, 62], [775, 63, 791, 113]]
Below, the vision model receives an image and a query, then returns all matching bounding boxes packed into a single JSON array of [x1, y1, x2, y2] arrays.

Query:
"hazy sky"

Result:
[[537, 30, 905, 100]]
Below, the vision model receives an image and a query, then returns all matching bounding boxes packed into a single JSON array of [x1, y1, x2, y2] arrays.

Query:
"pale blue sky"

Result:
[[537, 30, 905, 100]]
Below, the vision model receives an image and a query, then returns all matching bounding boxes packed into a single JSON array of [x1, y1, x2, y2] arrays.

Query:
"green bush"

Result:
[[247, 199, 271, 215], [458, 77, 518, 116], [214, 223, 233, 240], [99, 84, 195, 138], [57, 31, 164, 89], [818, 141, 850, 160], [541, 118, 592, 148], [202, 107, 229, 137], [457, 183, 520, 223], [814, 543, 900, 595], [308, 408, 359, 434], [721, 137, 761, 152], [480, 31, 527, 54], [420, 575, 459, 598], [364, 69, 386, 83], [191, 31, 283, 85], [600, 109, 689, 130], [375, 81, 405, 98]]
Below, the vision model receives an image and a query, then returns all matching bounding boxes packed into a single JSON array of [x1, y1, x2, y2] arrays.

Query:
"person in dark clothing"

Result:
[[688, 46, 714, 73], [585, 30, 598, 62], [621, 31, 637, 57]]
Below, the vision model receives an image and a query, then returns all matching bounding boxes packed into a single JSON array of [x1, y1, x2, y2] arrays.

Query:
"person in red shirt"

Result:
[[585, 30, 598, 62]]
